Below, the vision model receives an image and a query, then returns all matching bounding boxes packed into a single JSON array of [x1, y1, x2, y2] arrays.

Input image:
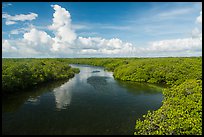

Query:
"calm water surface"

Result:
[[2, 64, 163, 135]]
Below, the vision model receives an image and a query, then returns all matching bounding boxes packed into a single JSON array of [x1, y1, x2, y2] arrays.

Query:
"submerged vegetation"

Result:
[[2, 57, 202, 135]]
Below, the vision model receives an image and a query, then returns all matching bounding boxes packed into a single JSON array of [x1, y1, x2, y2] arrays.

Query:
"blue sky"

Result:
[[2, 2, 202, 58]]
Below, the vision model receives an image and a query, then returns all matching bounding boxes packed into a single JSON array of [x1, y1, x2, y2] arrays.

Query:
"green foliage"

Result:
[[135, 79, 202, 135], [60, 57, 202, 135], [113, 57, 202, 86], [2, 58, 79, 93], [65, 57, 201, 86], [2, 57, 202, 135]]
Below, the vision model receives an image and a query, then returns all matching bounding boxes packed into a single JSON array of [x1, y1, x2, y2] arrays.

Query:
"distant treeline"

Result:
[[64, 57, 202, 135], [2, 57, 202, 135]]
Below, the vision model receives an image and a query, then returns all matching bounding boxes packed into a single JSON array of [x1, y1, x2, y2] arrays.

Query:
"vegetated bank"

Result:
[[2, 57, 202, 135], [65, 57, 202, 135], [2, 58, 80, 94]]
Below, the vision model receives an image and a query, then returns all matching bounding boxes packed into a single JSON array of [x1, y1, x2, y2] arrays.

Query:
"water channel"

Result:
[[2, 64, 163, 135]]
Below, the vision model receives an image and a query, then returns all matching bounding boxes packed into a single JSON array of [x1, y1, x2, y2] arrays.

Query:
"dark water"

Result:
[[2, 64, 163, 135]]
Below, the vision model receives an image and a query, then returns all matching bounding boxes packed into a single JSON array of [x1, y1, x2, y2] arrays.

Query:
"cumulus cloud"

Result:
[[146, 9, 202, 56], [47, 4, 77, 54], [143, 7, 202, 56], [23, 28, 55, 55], [2, 4, 202, 57], [2, 39, 41, 58], [10, 29, 20, 35], [2, 40, 17, 52], [77, 37, 135, 55], [47, 5, 135, 56], [3, 28, 54, 57], [191, 9, 202, 41], [147, 38, 201, 53], [10, 27, 29, 35], [24, 28, 53, 45], [192, 28, 202, 40], [196, 11, 202, 24], [49, 5, 76, 44], [2, 12, 38, 25]]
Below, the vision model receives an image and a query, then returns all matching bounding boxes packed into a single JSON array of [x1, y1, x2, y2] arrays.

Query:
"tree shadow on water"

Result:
[[87, 76, 110, 91]]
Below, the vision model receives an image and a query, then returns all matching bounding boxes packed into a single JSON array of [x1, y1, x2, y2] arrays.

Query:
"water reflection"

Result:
[[3, 64, 164, 135], [53, 78, 75, 110], [53, 74, 79, 110], [2, 80, 69, 112], [70, 64, 113, 82], [87, 76, 109, 90], [116, 80, 164, 95], [26, 97, 40, 105]]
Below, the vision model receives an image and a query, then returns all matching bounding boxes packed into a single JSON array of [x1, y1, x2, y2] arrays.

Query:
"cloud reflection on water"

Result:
[[53, 79, 75, 110], [52, 64, 114, 110]]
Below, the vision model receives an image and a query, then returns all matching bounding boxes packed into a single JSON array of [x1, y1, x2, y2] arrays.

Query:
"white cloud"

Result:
[[192, 9, 202, 41], [10, 29, 20, 35], [47, 4, 77, 54], [10, 26, 31, 35], [192, 28, 201, 39], [147, 38, 201, 53], [76, 37, 136, 55], [5, 20, 16, 25], [141, 9, 202, 56], [196, 11, 202, 24], [8, 13, 38, 21], [49, 4, 76, 44], [150, 6, 196, 22], [2, 12, 38, 25], [23, 28, 54, 53], [3, 27, 54, 57], [2, 39, 41, 58], [2, 4, 202, 58], [2, 40, 17, 52], [158, 8, 193, 18], [24, 28, 52, 45]]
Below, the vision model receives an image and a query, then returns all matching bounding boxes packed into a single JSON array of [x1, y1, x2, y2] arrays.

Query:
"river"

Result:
[[2, 64, 163, 135]]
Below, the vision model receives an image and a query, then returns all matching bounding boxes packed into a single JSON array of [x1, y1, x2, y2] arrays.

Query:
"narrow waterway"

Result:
[[2, 64, 163, 135]]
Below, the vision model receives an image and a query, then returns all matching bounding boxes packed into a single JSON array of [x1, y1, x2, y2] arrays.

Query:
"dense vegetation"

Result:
[[2, 57, 202, 135], [66, 57, 201, 86], [135, 79, 202, 135], [64, 57, 202, 135], [2, 58, 79, 93]]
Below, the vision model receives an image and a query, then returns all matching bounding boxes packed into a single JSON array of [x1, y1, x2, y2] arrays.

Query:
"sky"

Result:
[[2, 2, 202, 58]]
